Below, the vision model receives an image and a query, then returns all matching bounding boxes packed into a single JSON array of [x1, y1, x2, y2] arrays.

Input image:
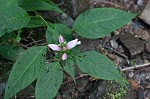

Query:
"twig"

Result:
[[26, 96, 35, 98], [46, 59, 58, 63], [105, 46, 128, 59], [36, 43, 47, 46], [57, 0, 64, 6], [62, 74, 88, 85], [27, 29, 33, 37], [19, 43, 28, 49], [27, 37, 36, 43], [121, 63, 150, 71], [99, 1, 124, 9], [26, 39, 45, 46]]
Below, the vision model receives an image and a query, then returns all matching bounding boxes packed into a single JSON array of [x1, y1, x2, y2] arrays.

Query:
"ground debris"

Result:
[[145, 41, 150, 53], [134, 29, 150, 41], [119, 32, 144, 59], [139, 1, 150, 25], [88, 80, 136, 99]]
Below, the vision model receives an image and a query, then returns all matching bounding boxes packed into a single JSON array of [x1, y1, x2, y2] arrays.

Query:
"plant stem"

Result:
[[37, 15, 49, 26], [25, 0, 38, 15], [25, 0, 54, 30], [121, 63, 150, 71]]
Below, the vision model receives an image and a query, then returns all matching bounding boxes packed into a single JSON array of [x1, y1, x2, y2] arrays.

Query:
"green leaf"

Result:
[[35, 62, 63, 99], [76, 51, 126, 86], [16, 36, 21, 43], [46, 25, 59, 44], [64, 59, 75, 81], [0, 44, 25, 61], [19, 0, 63, 13], [4, 46, 47, 99], [46, 24, 73, 43], [73, 8, 137, 38], [25, 16, 46, 28], [0, 6, 30, 37], [0, 0, 18, 7], [0, 32, 16, 42]]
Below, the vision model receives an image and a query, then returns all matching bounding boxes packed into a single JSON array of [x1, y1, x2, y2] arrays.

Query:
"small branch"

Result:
[[121, 63, 150, 71], [99, 1, 124, 9], [27, 37, 36, 42], [26, 96, 35, 98], [57, 0, 64, 6], [27, 30, 33, 37], [25, 0, 38, 15], [62, 74, 88, 85], [105, 46, 128, 59], [26, 39, 45, 46], [46, 59, 58, 63], [38, 15, 49, 26], [36, 43, 47, 46], [19, 43, 28, 49]]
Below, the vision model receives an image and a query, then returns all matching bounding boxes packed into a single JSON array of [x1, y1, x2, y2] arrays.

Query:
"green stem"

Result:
[[25, 0, 54, 30], [37, 15, 49, 26], [25, 0, 38, 15]]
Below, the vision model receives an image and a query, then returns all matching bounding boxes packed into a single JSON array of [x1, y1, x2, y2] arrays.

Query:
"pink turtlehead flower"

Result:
[[59, 35, 64, 44], [62, 53, 67, 60], [48, 44, 61, 51], [48, 35, 81, 60], [66, 39, 81, 49]]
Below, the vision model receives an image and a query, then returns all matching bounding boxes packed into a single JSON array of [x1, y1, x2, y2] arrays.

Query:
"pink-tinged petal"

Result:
[[62, 53, 67, 60], [59, 35, 64, 44], [66, 39, 81, 49], [48, 44, 61, 51], [77, 41, 81, 45]]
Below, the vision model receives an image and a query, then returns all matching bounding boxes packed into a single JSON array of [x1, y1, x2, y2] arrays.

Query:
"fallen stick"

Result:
[[121, 63, 150, 71], [62, 74, 88, 85]]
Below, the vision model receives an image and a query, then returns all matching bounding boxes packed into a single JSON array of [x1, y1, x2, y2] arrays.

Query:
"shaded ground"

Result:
[[0, 0, 150, 99]]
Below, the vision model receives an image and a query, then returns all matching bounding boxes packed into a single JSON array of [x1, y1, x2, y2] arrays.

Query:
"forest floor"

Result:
[[0, 0, 150, 99]]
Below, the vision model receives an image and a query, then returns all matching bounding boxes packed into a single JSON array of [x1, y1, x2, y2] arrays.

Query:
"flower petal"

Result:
[[77, 41, 81, 45], [48, 44, 61, 51], [59, 35, 64, 44], [66, 39, 81, 49], [62, 53, 67, 60]]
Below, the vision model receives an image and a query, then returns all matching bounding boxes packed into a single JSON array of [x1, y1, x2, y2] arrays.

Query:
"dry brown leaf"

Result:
[[89, 77, 97, 81], [129, 80, 140, 89]]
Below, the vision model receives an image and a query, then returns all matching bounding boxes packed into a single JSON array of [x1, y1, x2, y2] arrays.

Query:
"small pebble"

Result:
[[128, 72, 134, 78], [110, 40, 118, 49], [134, 29, 150, 41], [143, 59, 149, 64], [0, 83, 6, 95], [136, 0, 143, 6], [145, 74, 150, 80], [145, 83, 150, 88], [139, 1, 150, 25], [77, 78, 88, 92], [61, 13, 74, 28], [124, 0, 128, 3], [113, 56, 123, 65], [145, 97, 149, 99], [119, 33, 144, 58], [145, 41, 150, 53], [132, 21, 142, 30], [107, 54, 116, 60]]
